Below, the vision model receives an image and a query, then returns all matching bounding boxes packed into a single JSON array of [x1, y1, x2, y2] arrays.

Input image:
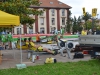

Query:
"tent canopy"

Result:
[[0, 10, 20, 27]]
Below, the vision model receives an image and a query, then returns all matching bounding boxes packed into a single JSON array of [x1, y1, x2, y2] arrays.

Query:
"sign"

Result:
[[82, 7, 86, 16], [92, 8, 97, 17]]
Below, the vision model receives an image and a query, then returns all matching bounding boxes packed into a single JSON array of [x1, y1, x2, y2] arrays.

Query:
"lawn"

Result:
[[0, 60, 100, 75]]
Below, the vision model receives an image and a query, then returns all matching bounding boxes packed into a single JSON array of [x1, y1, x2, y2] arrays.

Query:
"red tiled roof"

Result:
[[30, 0, 72, 9]]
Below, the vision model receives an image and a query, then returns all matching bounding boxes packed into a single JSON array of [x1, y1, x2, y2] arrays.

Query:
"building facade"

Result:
[[14, 0, 71, 34]]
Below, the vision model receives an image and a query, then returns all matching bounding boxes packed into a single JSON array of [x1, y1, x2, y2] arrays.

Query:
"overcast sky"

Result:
[[59, 0, 100, 18]]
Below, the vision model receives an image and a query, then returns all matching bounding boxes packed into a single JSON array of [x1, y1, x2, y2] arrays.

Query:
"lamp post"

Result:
[[92, 17, 95, 33]]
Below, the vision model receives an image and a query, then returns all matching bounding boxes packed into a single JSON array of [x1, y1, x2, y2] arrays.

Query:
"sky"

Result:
[[59, 0, 100, 19]]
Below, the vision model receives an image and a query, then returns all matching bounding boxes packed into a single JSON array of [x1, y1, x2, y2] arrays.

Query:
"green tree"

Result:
[[0, 0, 43, 26], [72, 16, 78, 32], [66, 10, 72, 32], [77, 16, 83, 32], [71, 16, 83, 33], [82, 12, 92, 30]]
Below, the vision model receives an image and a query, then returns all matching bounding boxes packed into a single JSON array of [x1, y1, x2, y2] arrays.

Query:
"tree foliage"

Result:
[[66, 10, 72, 32], [72, 16, 82, 32], [0, 0, 43, 26], [82, 12, 92, 29]]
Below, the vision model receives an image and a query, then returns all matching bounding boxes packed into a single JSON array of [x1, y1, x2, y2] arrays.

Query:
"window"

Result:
[[39, 8, 44, 16], [17, 28, 21, 34], [40, 12, 44, 16], [29, 27, 33, 34], [51, 9, 55, 16], [50, 27, 55, 33], [51, 18, 55, 25], [62, 18, 65, 25], [40, 18, 44, 25], [40, 27, 45, 33], [62, 9, 65, 16], [50, 2, 53, 4]]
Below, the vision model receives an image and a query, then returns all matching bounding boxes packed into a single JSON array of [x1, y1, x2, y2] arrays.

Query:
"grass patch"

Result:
[[0, 60, 100, 75]]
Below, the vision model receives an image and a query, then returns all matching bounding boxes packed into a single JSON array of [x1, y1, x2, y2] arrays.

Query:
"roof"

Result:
[[30, 0, 72, 9]]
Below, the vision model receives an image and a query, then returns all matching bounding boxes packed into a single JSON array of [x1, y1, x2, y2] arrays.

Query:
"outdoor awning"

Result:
[[0, 10, 20, 27]]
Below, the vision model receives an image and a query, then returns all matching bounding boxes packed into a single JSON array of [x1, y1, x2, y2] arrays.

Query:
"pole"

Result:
[[92, 17, 95, 34], [12, 27, 15, 59], [19, 25, 22, 64]]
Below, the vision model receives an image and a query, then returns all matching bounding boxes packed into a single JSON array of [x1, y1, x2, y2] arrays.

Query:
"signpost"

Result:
[[92, 8, 97, 33], [82, 7, 97, 34]]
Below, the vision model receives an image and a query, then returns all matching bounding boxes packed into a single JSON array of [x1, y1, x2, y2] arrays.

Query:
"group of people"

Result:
[[51, 26, 65, 36], [17, 37, 58, 55], [0, 32, 12, 49], [81, 29, 97, 35]]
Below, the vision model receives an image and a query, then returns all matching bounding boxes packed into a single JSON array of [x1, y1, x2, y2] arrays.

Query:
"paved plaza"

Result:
[[0, 44, 91, 69]]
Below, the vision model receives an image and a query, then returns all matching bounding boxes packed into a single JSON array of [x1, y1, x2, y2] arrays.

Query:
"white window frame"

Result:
[[62, 9, 65, 16], [51, 9, 55, 16], [39, 8, 44, 16], [62, 18, 65, 25], [17, 28, 21, 34], [51, 18, 55, 25], [40, 27, 45, 33], [28, 27, 33, 34], [40, 18, 44, 25]]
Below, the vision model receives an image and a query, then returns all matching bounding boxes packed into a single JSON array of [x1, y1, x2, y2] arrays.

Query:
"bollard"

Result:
[[36, 55, 39, 60], [27, 52, 31, 59], [32, 55, 36, 62]]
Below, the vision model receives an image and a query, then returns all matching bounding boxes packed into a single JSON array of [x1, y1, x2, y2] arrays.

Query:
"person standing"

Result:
[[1, 34, 6, 49], [60, 26, 64, 36], [7, 32, 12, 49], [53, 27, 58, 43], [54, 27, 58, 35], [36, 32, 40, 43], [81, 29, 87, 35]]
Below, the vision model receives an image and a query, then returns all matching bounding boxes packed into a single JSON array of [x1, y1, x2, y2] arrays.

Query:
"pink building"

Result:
[[14, 0, 72, 34]]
